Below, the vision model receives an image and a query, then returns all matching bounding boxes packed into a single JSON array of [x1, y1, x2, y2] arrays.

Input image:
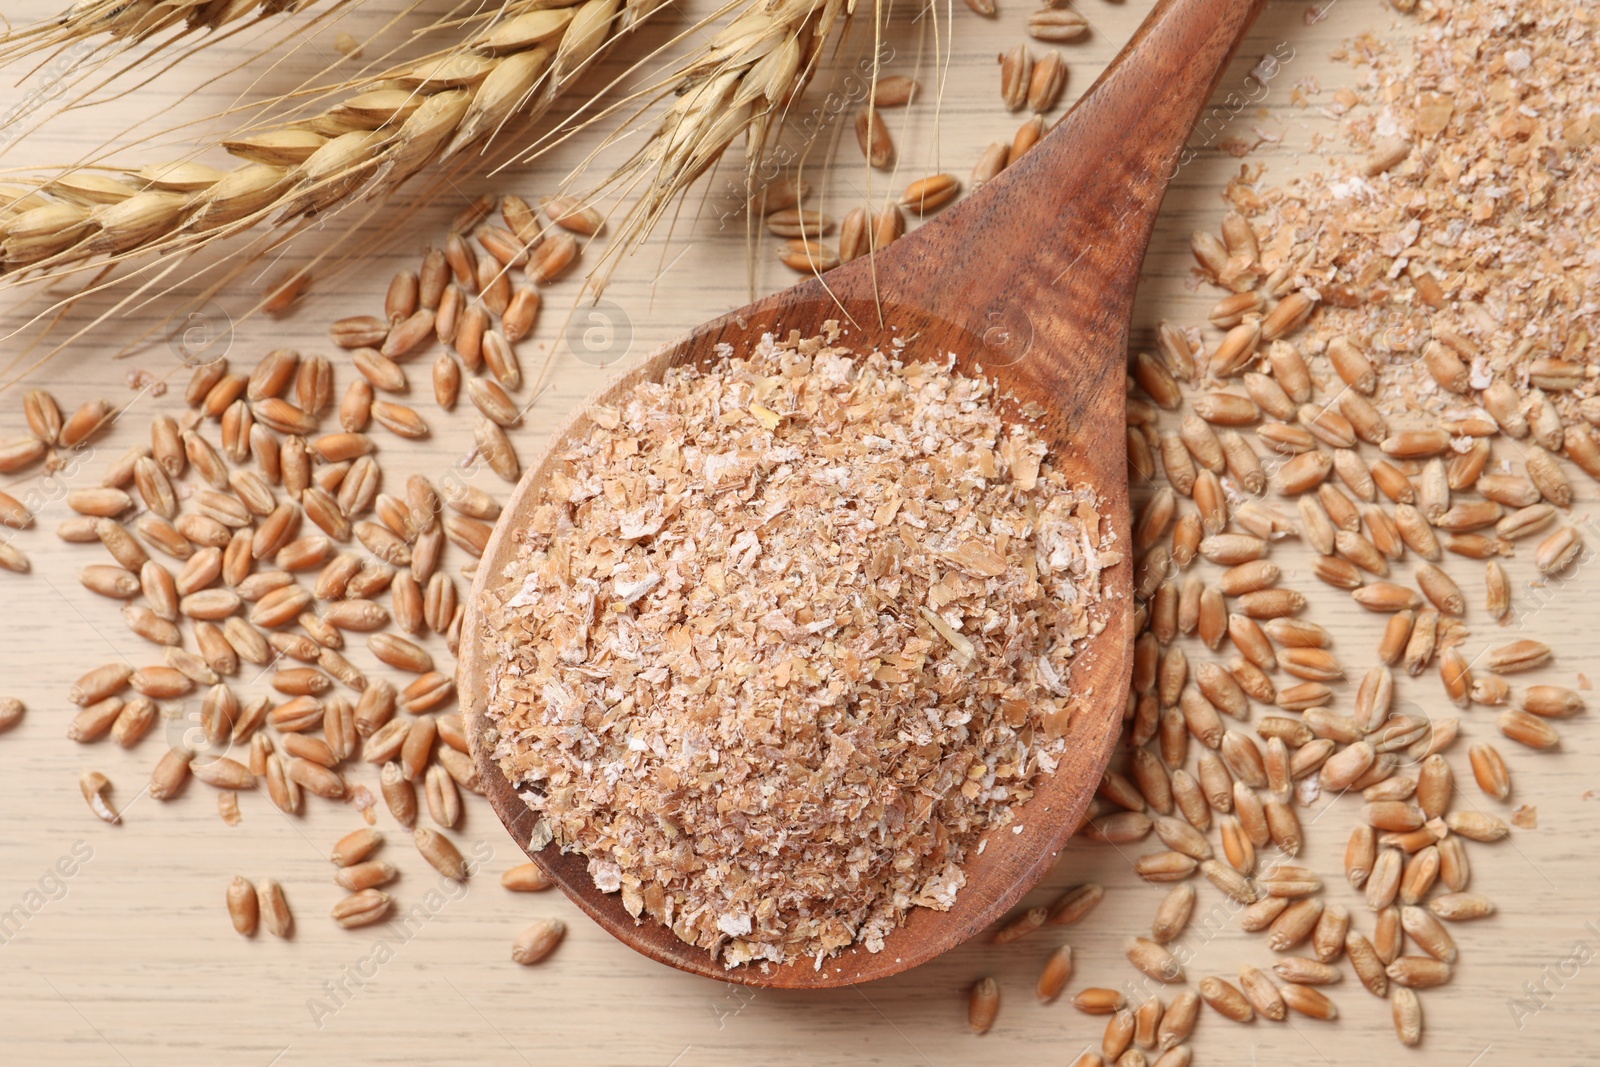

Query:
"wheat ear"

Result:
[[0, 1, 325, 68], [0, 0, 667, 284], [560, 0, 860, 291], [0, 0, 370, 159]]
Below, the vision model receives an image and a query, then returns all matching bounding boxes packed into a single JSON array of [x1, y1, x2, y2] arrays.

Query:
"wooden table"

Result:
[[1, 1, 1594, 1063]]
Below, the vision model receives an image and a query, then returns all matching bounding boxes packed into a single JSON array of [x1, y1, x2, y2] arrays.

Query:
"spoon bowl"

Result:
[[460, 0, 1268, 987]]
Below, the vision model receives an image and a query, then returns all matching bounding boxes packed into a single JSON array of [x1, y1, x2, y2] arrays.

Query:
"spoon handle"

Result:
[[860, 0, 1271, 424], [1026, 0, 1276, 276]]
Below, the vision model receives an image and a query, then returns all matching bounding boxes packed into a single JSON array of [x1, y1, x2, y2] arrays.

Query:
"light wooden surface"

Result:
[[0, 1, 1595, 1063]]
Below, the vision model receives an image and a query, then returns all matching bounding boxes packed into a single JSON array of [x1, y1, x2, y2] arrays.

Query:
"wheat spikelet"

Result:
[[0, 1, 321, 69], [0, 0, 368, 156], [563, 0, 863, 290], [0, 0, 668, 285]]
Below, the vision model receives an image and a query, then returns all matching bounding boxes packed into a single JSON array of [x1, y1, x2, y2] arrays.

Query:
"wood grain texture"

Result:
[[458, 0, 1269, 988], [0, 0, 1595, 1063]]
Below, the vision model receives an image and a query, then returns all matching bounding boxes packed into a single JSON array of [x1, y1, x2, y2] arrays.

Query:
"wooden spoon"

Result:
[[461, 0, 1268, 988]]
